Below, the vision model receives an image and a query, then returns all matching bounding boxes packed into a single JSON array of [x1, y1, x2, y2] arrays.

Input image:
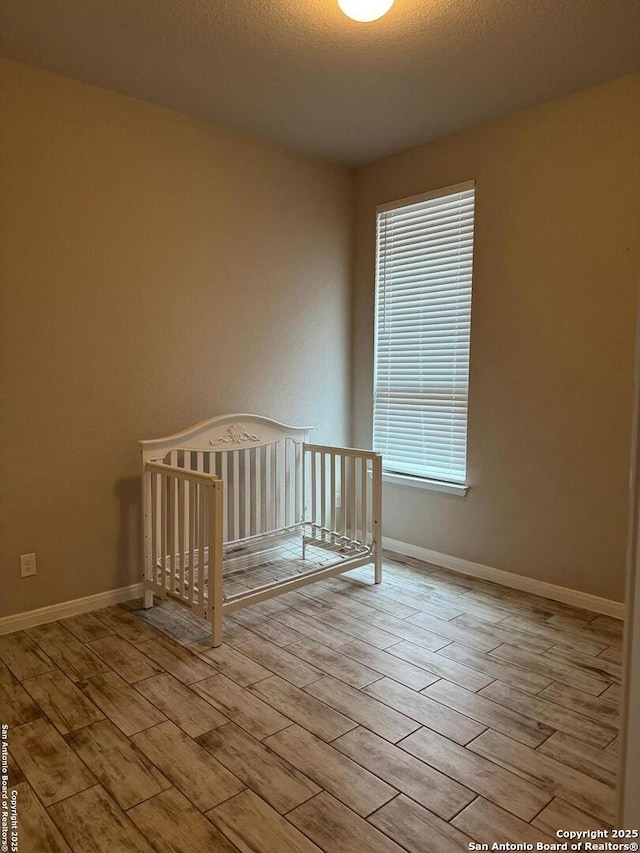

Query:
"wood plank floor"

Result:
[[0, 552, 623, 852]]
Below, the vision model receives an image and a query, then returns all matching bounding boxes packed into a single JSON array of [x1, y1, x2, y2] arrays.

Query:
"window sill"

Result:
[[381, 471, 469, 496]]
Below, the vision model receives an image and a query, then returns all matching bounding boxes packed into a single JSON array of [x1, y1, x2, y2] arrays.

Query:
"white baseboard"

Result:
[[0, 540, 625, 635], [0, 582, 144, 636], [383, 537, 625, 619]]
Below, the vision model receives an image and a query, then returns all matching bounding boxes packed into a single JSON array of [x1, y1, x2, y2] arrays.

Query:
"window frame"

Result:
[[372, 180, 475, 494]]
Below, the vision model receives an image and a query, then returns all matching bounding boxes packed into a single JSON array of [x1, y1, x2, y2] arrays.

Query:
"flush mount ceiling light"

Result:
[[338, 0, 394, 22]]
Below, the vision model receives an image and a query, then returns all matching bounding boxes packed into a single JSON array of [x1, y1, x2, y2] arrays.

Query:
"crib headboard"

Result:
[[140, 413, 312, 464]]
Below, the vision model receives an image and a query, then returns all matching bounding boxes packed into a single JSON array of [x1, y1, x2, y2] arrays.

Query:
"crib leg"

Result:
[[210, 479, 224, 648], [143, 587, 154, 609], [372, 454, 383, 585], [211, 606, 223, 648]]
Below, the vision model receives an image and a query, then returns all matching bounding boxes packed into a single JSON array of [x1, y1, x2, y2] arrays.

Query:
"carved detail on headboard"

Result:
[[209, 424, 261, 446]]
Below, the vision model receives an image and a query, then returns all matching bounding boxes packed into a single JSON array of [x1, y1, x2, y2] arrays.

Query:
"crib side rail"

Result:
[[303, 443, 382, 580], [142, 462, 224, 637], [303, 443, 381, 460]]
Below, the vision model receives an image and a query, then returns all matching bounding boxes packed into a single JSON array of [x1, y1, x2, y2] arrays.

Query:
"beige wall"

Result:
[[0, 60, 353, 617], [2, 61, 639, 618], [353, 73, 640, 602]]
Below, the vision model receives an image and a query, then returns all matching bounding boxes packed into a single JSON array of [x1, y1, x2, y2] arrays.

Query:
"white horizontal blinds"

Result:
[[374, 181, 475, 484]]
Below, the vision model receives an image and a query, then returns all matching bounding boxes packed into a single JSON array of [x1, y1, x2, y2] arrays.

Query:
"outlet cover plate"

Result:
[[20, 553, 37, 578]]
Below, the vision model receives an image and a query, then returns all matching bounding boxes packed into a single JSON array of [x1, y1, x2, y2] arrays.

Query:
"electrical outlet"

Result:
[[20, 553, 37, 578]]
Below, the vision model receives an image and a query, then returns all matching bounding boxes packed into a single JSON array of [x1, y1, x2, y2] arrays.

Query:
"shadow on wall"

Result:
[[115, 476, 142, 588]]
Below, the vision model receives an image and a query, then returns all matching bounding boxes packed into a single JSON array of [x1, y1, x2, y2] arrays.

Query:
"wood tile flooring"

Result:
[[0, 553, 623, 851]]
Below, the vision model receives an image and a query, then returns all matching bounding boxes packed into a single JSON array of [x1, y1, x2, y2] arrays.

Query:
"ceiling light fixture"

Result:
[[338, 0, 394, 23]]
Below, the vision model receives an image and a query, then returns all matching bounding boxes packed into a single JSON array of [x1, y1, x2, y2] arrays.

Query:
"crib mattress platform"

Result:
[[153, 523, 371, 607]]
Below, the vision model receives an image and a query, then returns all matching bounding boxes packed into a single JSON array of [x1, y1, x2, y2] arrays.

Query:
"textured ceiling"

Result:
[[2, 0, 639, 164]]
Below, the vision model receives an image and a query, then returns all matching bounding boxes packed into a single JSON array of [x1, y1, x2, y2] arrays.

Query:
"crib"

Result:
[[140, 414, 382, 646]]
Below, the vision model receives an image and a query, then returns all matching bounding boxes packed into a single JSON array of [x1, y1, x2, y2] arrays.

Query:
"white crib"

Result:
[[140, 414, 382, 646]]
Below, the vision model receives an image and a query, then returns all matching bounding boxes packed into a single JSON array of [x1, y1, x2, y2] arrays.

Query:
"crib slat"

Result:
[[221, 453, 228, 542], [282, 439, 287, 529], [195, 454, 204, 556], [330, 452, 336, 538], [340, 453, 346, 536], [349, 456, 356, 542], [244, 447, 251, 538], [265, 445, 272, 531], [193, 474, 199, 554], [274, 441, 281, 530], [320, 452, 326, 535], [233, 450, 240, 542], [361, 457, 367, 545], [311, 450, 317, 531], [189, 481, 196, 604], [284, 440, 291, 528], [198, 483, 206, 608], [255, 445, 262, 536], [159, 474, 166, 591], [178, 479, 185, 598], [169, 476, 177, 593], [150, 471, 158, 585], [182, 459, 190, 586], [161, 474, 168, 591], [295, 442, 302, 524], [162, 475, 173, 589]]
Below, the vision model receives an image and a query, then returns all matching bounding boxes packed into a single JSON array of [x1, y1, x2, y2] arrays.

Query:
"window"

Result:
[[373, 181, 475, 487]]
